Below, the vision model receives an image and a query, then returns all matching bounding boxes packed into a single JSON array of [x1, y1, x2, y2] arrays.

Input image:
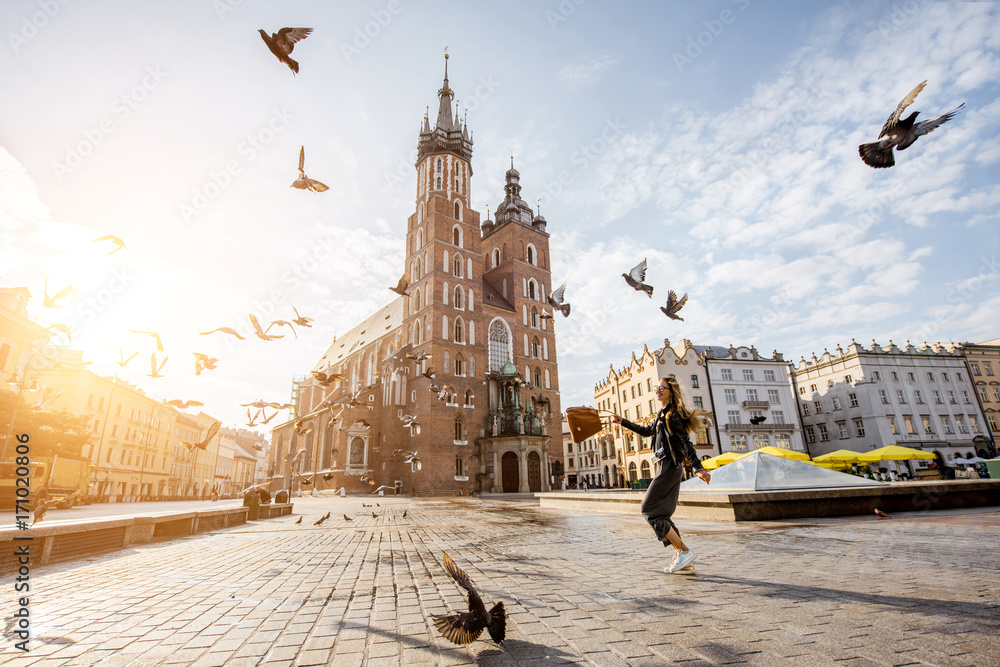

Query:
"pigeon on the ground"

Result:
[[258, 27, 312, 75], [295, 516, 303, 524], [343, 514, 352, 521], [874, 508, 892, 519], [432, 552, 506, 645], [402, 509, 407, 518], [622, 258, 653, 298], [291, 146, 329, 192], [858, 80, 965, 169], [547, 282, 571, 317], [749, 415, 766, 425], [31, 499, 54, 526], [660, 290, 688, 321], [372, 511, 378, 518], [314, 515, 327, 526]]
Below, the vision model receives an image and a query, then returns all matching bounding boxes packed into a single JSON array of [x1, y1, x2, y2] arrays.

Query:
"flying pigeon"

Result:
[[47, 323, 72, 341], [199, 326, 245, 340], [129, 329, 164, 352], [250, 313, 283, 341], [622, 258, 653, 298], [660, 290, 688, 321], [31, 499, 55, 526], [858, 81, 965, 169], [258, 27, 313, 75], [291, 306, 313, 327], [547, 282, 571, 317], [749, 415, 766, 425], [390, 270, 411, 297], [312, 370, 346, 387], [91, 234, 126, 255], [373, 485, 394, 495], [164, 399, 204, 409], [291, 146, 329, 193], [147, 353, 168, 379], [42, 279, 78, 308], [432, 552, 506, 645], [406, 350, 431, 364], [117, 348, 139, 368]]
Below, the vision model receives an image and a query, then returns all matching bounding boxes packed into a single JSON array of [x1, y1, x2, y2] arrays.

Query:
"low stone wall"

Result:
[[0, 503, 293, 572], [537, 480, 1000, 521]]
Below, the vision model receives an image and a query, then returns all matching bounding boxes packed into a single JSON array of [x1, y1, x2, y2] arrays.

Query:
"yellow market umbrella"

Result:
[[700, 451, 747, 469], [857, 445, 936, 462], [806, 460, 846, 469], [753, 446, 810, 461], [813, 449, 863, 463]]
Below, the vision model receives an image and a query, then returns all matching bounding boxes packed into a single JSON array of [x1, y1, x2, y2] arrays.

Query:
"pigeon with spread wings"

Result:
[[291, 146, 329, 193], [291, 306, 313, 327], [181, 420, 221, 451], [91, 235, 126, 255], [43, 279, 79, 308], [147, 353, 168, 379], [200, 326, 245, 340], [660, 290, 688, 321], [117, 348, 139, 368], [390, 270, 410, 297], [311, 369, 346, 387], [432, 553, 506, 645], [129, 329, 164, 352], [622, 258, 654, 298], [859, 81, 965, 169], [164, 399, 204, 409], [258, 27, 312, 75], [250, 313, 283, 341], [547, 281, 571, 317]]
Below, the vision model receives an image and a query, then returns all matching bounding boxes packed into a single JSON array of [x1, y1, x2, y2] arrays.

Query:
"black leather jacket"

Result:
[[621, 406, 705, 472]]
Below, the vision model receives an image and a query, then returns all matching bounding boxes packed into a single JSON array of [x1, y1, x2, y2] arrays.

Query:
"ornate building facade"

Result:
[[269, 58, 562, 495]]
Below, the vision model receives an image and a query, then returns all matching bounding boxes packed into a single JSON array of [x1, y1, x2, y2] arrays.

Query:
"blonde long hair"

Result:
[[661, 375, 708, 437]]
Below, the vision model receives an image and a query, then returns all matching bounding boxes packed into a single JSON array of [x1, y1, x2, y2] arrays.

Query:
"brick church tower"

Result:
[[269, 56, 561, 496]]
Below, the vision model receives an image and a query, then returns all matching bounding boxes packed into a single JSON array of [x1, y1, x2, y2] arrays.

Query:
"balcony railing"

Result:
[[742, 400, 770, 409], [724, 423, 795, 432]]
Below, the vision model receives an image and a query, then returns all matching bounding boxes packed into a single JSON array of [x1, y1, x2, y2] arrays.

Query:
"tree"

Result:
[[1, 390, 92, 461]]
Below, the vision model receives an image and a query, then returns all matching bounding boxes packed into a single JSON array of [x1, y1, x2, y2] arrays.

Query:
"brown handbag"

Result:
[[565, 407, 606, 443]]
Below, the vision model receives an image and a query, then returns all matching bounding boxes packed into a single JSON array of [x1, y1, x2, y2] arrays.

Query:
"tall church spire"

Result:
[[436, 53, 455, 131], [417, 51, 473, 166]]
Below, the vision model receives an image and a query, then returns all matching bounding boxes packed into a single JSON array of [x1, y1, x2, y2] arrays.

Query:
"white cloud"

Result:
[[555, 54, 619, 91]]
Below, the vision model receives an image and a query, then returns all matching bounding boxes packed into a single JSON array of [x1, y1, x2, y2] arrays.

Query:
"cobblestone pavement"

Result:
[[6, 498, 999, 666]]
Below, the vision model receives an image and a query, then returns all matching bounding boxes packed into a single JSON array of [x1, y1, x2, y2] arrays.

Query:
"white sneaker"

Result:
[[666, 550, 696, 573]]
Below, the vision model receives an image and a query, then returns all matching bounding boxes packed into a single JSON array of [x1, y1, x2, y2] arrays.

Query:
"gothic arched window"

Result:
[[454, 317, 465, 344], [436, 158, 442, 173], [528, 279, 537, 300], [492, 248, 500, 268], [454, 285, 464, 309], [526, 244, 535, 265], [453, 254, 462, 278], [488, 318, 511, 372]]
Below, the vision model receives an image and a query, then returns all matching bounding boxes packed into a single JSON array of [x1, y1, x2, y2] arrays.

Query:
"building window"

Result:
[[962, 391, 971, 404], [730, 434, 748, 451], [456, 456, 464, 477], [941, 416, 953, 434], [764, 369, 775, 382], [488, 319, 511, 371], [904, 416, 915, 434], [845, 375, 852, 384], [691, 375, 699, 388], [727, 410, 741, 424], [693, 396, 703, 409], [753, 433, 769, 449], [804, 427, 816, 444], [934, 390, 943, 404], [921, 416, 934, 434], [828, 379, 835, 388], [802, 402, 810, 416], [527, 245, 535, 265], [768, 389, 780, 404], [907, 372, 915, 382], [775, 434, 791, 449], [970, 415, 981, 434], [854, 419, 865, 437], [832, 396, 842, 410], [838, 423, 849, 439], [721, 369, 732, 381], [531, 337, 541, 359], [454, 286, 464, 309], [454, 201, 461, 221], [436, 177, 442, 189], [530, 307, 539, 328], [799, 386, 805, 395], [455, 417, 465, 441], [985, 362, 994, 376], [914, 390, 923, 404], [454, 317, 465, 344], [814, 401, 823, 414], [454, 354, 465, 376], [892, 372, 899, 381], [971, 362, 982, 376], [453, 254, 462, 277], [743, 369, 754, 381], [928, 372, 935, 381], [888, 416, 898, 434], [746, 388, 758, 401], [948, 390, 956, 404], [772, 411, 785, 424], [872, 371, 881, 380], [897, 389, 907, 404], [817, 424, 829, 441], [848, 392, 858, 407], [956, 415, 968, 433], [810, 384, 817, 393], [725, 389, 737, 404]]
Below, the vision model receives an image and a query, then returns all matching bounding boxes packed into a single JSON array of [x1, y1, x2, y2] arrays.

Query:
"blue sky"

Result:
[[1, 0, 998, 428]]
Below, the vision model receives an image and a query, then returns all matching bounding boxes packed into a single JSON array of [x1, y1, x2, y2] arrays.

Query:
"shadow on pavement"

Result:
[[696, 574, 999, 619], [474, 639, 580, 664]]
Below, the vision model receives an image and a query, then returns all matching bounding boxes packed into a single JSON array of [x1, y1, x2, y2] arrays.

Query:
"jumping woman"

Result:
[[612, 375, 710, 574]]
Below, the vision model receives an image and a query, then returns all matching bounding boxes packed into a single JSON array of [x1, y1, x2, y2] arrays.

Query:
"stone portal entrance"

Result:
[[501, 452, 519, 493], [527, 451, 541, 492]]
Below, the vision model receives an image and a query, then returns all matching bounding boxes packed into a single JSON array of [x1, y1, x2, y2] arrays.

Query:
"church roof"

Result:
[[480, 278, 515, 312], [313, 297, 404, 371]]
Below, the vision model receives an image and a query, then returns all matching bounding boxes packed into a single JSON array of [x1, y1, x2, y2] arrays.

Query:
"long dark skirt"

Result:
[[640, 458, 684, 543]]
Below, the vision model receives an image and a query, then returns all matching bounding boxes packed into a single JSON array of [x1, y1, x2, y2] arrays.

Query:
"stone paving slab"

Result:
[[3, 499, 998, 666]]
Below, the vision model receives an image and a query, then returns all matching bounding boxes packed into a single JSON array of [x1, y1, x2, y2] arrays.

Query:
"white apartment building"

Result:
[[792, 340, 989, 463], [594, 340, 717, 487], [699, 345, 805, 455]]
